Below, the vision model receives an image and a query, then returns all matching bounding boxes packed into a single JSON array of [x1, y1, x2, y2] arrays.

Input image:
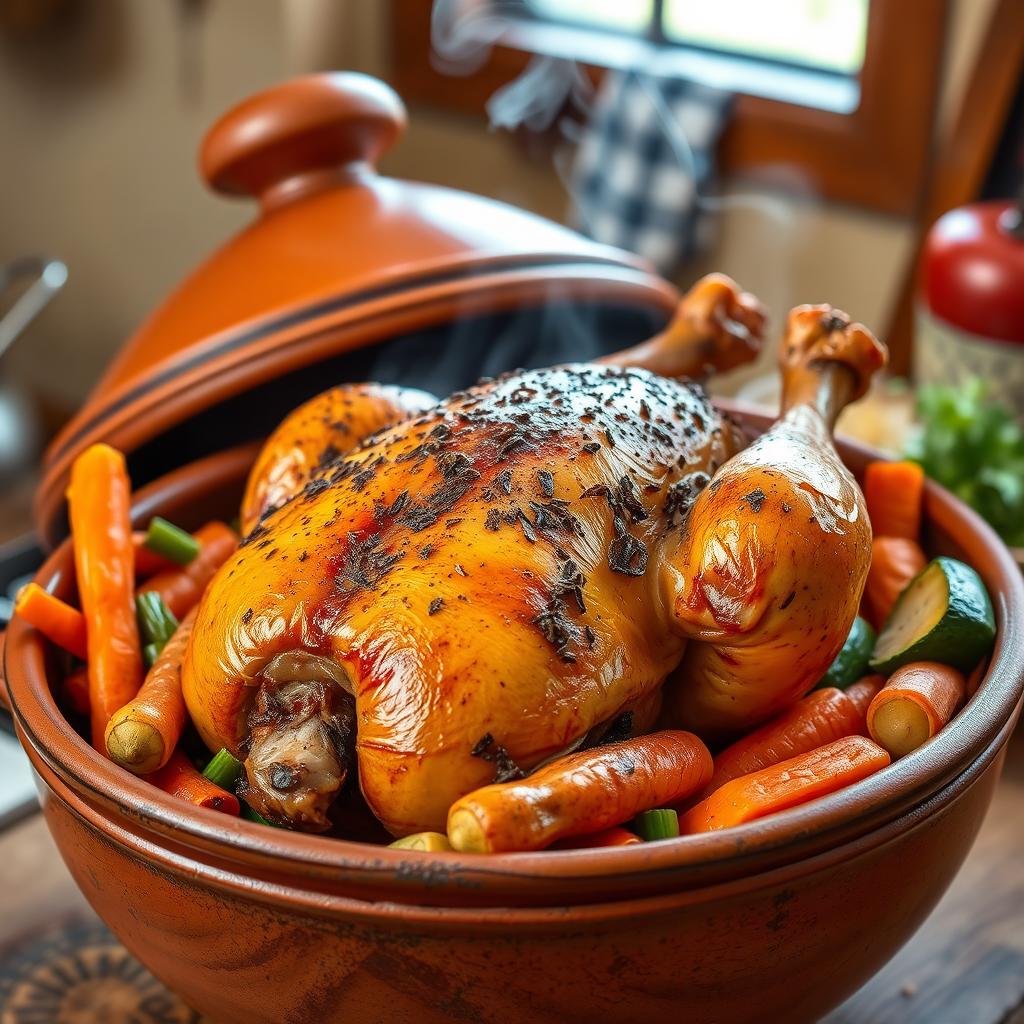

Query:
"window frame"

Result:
[[390, 0, 949, 216]]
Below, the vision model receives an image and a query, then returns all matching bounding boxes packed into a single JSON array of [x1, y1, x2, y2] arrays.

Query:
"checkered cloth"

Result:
[[571, 71, 733, 274]]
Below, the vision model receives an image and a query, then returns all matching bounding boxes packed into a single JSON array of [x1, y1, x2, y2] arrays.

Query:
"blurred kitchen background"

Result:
[[0, 0, 1021, 538]]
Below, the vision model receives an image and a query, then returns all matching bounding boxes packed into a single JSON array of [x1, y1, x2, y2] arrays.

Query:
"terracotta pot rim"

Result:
[[36, 256, 676, 547], [21, 703, 1013, 925], [7, 422, 1024, 906]]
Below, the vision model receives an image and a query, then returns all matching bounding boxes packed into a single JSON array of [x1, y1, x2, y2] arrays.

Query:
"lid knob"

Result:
[[199, 73, 407, 208]]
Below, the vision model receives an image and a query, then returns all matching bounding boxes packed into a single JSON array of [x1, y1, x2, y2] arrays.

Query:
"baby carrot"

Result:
[[863, 536, 927, 629], [844, 674, 885, 721], [447, 731, 711, 853], [145, 749, 240, 815], [138, 521, 237, 619], [14, 583, 88, 660], [68, 444, 144, 748], [866, 661, 965, 758], [864, 460, 925, 540], [552, 827, 643, 849], [699, 687, 867, 797], [105, 608, 196, 775], [680, 736, 891, 834]]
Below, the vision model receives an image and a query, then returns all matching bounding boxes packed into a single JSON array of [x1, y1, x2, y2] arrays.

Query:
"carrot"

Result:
[[67, 444, 144, 748], [866, 661, 965, 758], [552, 827, 642, 849], [844, 674, 885, 721], [145, 749, 240, 815], [132, 532, 176, 578], [14, 583, 88, 660], [680, 736, 891, 834], [699, 687, 867, 798], [864, 460, 925, 540], [447, 731, 711, 853], [863, 536, 927, 629], [62, 667, 91, 718], [105, 608, 196, 774], [138, 521, 237, 619]]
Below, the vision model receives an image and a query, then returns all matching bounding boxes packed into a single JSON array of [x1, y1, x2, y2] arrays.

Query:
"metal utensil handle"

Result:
[[0, 257, 68, 362]]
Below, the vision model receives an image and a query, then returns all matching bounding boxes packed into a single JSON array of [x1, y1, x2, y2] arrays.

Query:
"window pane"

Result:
[[663, 0, 869, 74], [524, 0, 654, 35]]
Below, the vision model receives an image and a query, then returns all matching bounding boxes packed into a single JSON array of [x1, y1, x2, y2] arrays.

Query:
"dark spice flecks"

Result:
[[537, 469, 555, 497], [335, 532, 404, 595], [470, 732, 525, 783], [241, 608, 254, 624], [664, 472, 711, 529], [485, 508, 502, 531], [742, 488, 767, 513], [428, 597, 445, 615]]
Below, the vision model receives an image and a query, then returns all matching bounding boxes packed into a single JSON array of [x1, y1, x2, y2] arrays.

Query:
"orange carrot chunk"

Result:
[[866, 661, 965, 758], [14, 583, 88, 660], [145, 749, 240, 815], [105, 608, 196, 774], [680, 736, 891, 834], [864, 460, 925, 540], [863, 536, 927, 629], [138, 521, 237, 619], [68, 444, 144, 748], [843, 675, 885, 722], [699, 687, 867, 798], [447, 731, 712, 853], [552, 827, 643, 849]]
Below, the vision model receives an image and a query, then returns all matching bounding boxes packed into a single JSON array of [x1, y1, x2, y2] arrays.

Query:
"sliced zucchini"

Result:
[[815, 616, 876, 690], [870, 556, 995, 674]]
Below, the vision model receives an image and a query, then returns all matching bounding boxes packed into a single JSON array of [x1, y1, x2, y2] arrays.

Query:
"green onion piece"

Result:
[[202, 747, 243, 791], [634, 808, 680, 842], [142, 643, 159, 668], [136, 592, 179, 651], [241, 804, 278, 827], [144, 517, 200, 565]]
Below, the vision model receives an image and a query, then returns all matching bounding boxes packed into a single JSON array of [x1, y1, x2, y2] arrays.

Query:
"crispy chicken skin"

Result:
[[240, 382, 437, 535], [182, 277, 885, 837]]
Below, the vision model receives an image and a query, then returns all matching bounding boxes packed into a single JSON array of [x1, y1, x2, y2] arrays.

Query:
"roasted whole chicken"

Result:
[[181, 274, 886, 835]]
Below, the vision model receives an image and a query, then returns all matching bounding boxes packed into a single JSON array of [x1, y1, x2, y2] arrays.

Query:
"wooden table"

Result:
[[1, 736, 1021, 1023]]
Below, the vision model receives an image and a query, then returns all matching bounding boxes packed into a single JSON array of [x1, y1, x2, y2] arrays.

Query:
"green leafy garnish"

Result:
[[905, 379, 1024, 547]]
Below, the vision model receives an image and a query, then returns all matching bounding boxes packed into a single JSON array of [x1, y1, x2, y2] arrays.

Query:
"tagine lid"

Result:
[[36, 73, 676, 546]]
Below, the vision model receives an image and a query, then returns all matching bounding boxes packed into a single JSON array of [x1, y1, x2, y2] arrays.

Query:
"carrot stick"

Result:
[[62, 667, 91, 718], [552, 827, 642, 849], [67, 444, 144, 748], [145, 749, 240, 815], [866, 661, 966, 758], [132, 532, 176, 578], [138, 521, 237, 619], [844, 675, 885, 721], [680, 736, 891, 834], [105, 608, 196, 774], [447, 731, 712, 853], [14, 583, 88, 660], [863, 536, 927, 629], [699, 687, 868, 798], [864, 460, 925, 540]]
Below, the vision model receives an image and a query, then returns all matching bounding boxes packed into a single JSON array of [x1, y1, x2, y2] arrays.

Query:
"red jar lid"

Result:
[[922, 199, 1024, 344]]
